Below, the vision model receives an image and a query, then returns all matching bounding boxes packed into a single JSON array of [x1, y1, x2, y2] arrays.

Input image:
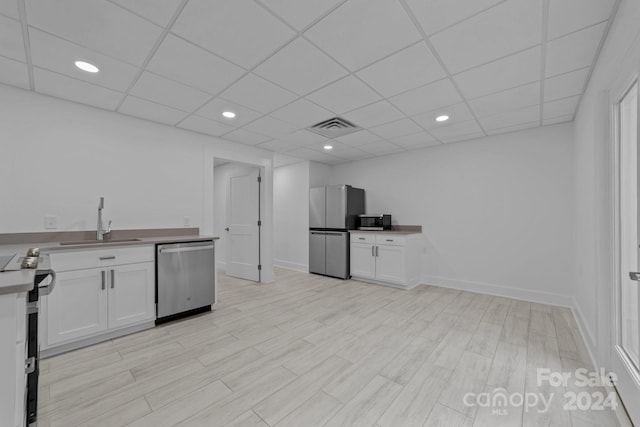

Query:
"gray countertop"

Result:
[[0, 234, 218, 295], [351, 230, 421, 235]]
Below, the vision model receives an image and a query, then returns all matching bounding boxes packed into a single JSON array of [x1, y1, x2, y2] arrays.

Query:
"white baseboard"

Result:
[[273, 259, 308, 273], [421, 275, 574, 307], [570, 296, 597, 364]]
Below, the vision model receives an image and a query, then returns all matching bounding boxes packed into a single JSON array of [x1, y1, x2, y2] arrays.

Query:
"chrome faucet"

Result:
[[97, 197, 112, 240]]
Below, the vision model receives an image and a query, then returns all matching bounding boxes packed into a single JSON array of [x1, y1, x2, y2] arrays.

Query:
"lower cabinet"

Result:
[[350, 232, 421, 289], [42, 246, 156, 351], [45, 263, 154, 347]]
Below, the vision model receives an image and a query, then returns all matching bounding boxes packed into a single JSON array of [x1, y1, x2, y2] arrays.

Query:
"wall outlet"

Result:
[[183, 217, 190, 227], [44, 215, 57, 229]]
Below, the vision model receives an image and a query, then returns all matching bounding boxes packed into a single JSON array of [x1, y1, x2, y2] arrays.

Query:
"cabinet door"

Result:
[[350, 243, 376, 280], [376, 244, 407, 285], [107, 262, 155, 329], [46, 269, 108, 346]]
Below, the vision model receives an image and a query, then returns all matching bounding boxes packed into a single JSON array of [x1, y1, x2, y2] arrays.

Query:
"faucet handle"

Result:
[[107, 220, 112, 233]]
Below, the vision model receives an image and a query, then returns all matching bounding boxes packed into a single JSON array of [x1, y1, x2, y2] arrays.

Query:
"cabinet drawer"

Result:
[[51, 245, 154, 272], [375, 234, 407, 246], [16, 293, 26, 344], [350, 233, 375, 244]]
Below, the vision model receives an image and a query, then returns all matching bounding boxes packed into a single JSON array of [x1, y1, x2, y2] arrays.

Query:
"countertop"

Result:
[[351, 230, 421, 235], [0, 233, 218, 295]]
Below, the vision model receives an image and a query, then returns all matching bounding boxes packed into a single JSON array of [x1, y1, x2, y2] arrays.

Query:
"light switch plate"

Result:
[[44, 215, 57, 229]]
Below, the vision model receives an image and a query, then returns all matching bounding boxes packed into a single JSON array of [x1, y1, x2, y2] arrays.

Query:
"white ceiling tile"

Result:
[[478, 104, 540, 130], [548, 0, 615, 40], [304, 0, 421, 71], [270, 98, 334, 127], [543, 96, 580, 119], [412, 103, 475, 129], [306, 140, 350, 153], [328, 146, 372, 161], [358, 140, 405, 155], [486, 120, 539, 135], [388, 132, 439, 149], [273, 153, 304, 167], [342, 100, 405, 128], [544, 68, 589, 102], [543, 115, 573, 126], [0, 14, 25, 62], [278, 129, 328, 145], [335, 130, 383, 146], [429, 119, 484, 141], [430, 0, 542, 74], [545, 23, 606, 77], [469, 82, 540, 118], [389, 78, 462, 116], [440, 130, 485, 143], [224, 128, 272, 146], [29, 28, 139, 92], [369, 118, 423, 139], [454, 46, 541, 99], [33, 67, 122, 110], [220, 73, 297, 114], [286, 147, 340, 163], [147, 34, 245, 95], [0, 0, 19, 19], [256, 0, 344, 31], [27, 0, 162, 66], [404, 0, 504, 36], [356, 42, 447, 97], [109, 0, 183, 27], [129, 71, 211, 112], [118, 95, 189, 125], [243, 115, 300, 138], [172, 0, 295, 69], [178, 115, 235, 137], [259, 138, 304, 152], [196, 97, 262, 127], [0, 56, 29, 89], [254, 38, 347, 96], [305, 75, 381, 114]]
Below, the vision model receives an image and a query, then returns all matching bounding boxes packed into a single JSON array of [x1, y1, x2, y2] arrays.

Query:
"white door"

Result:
[[615, 79, 640, 425], [350, 243, 376, 279], [376, 244, 406, 284], [226, 168, 261, 281], [46, 268, 108, 345], [107, 263, 155, 329]]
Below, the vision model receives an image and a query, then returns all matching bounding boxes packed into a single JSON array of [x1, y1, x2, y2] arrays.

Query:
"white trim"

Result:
[[273, 259, 308, 273], [571, 296, 598, 366], [422, 275, 573, 307]]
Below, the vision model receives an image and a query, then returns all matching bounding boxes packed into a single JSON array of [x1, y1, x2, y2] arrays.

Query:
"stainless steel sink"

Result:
[[59, 238, 142, 246]]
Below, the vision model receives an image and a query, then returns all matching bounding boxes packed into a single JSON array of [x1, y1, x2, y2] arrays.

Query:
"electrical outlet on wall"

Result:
[[183, 217, 190, 227], [44, 215, 57, 229]]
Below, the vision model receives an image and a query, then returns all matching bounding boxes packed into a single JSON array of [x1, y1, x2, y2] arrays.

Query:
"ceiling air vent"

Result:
[[307, 117, 361, 138]]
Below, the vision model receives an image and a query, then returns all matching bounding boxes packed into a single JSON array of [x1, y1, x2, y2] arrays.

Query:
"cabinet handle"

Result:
[[385, 239, 393, 242], [100, 256, 116, 261], [110, 269, 115, 288], [371, 246, 375, 256], [375, 246, 379, 257], [101, 270, 106, 290], [359, 237, 365, 240]]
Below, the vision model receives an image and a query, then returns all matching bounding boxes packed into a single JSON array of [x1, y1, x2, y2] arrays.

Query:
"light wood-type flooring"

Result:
[[38, 268, 625, 426]]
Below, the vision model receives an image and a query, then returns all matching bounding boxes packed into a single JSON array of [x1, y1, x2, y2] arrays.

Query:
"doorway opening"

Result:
[[213, 158, 263, 283]]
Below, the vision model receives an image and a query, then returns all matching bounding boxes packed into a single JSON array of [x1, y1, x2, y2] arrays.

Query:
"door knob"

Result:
[[629, 272, 640, 281], [225, 227, 229, 231]]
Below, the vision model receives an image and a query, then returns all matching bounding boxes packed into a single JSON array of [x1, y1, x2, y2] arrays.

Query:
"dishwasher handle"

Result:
[[158, 245, 214, 254]]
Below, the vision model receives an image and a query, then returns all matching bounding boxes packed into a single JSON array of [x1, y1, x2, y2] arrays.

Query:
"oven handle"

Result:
[[36, 269, 56, 296]]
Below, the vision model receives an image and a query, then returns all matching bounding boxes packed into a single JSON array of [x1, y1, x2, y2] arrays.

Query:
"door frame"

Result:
[[610, 70, 640, 423], [213, 158, 266, 282]]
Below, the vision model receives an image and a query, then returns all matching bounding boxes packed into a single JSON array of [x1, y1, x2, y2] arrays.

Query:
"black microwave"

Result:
[[358, 214, 392, 230]]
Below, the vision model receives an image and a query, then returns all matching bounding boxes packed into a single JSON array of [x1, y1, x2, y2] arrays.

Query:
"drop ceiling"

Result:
[[0, 0, 618, 166]]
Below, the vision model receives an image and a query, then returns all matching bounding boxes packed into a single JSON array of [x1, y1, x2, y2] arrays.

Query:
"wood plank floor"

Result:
[[38, 268, 624, 427]]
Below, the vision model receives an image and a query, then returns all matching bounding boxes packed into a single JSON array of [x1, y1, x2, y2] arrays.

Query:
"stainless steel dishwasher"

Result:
[[156, 240, 215, 322]]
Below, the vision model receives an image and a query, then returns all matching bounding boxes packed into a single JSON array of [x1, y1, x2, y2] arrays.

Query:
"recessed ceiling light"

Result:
[[435, 115, 449, 122], [222, 111, 236, 119], [74, 61, 99, 73], [323, 145, 333, 150]]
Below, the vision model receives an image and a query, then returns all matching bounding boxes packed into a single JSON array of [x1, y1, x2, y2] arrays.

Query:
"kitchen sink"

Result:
[[59, 238, 142, 246]]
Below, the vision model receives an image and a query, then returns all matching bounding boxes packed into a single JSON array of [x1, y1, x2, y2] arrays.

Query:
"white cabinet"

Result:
[[0, 291, 26, 427], [42, 246, 155, 352], [350, 232, 421, 289]]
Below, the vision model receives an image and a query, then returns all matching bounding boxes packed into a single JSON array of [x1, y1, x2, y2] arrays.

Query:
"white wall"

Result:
[[0, 84, 275, 281], [572, 0, 640, 366], [273, 161, 309, 271], [326, 124, 575, 305], [214, 162, 259, 265]]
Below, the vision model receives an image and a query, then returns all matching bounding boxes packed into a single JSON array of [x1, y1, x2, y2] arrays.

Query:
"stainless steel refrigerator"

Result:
[[309, 185, 365, 279]]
